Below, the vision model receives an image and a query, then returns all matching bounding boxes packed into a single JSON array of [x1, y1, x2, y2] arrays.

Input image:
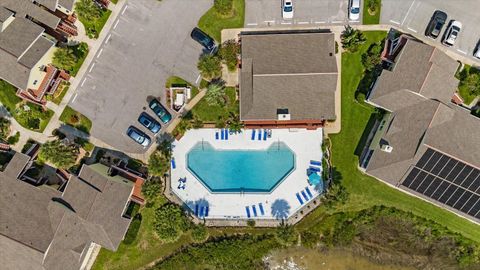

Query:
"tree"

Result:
[[148, 151, 168, 177], [227, 112, 244, 133], [361, 41, 384, 71], [461, 73, 480, 96], [367, 0, 381, 14], [75, 0, 102, 21], [205, 83, 226, 106], [158, 139, 172, 159], [53, 47, 77, 71], [341, 25, 366, 52], [38, 140, 79, 169], [0, 118, 10, 140], [142, 180, 162, 201], [197, 54, 222, 80], [153, 204, 191, 242], [214, 0, 233, 16], [275, 223, 297, 246], [219, 40, 240, 71], [191, 225, 209, 243]]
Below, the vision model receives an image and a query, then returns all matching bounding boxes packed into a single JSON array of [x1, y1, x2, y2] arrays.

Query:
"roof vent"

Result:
[[277, 108, 290, 121], [380, 144, 393, 153]]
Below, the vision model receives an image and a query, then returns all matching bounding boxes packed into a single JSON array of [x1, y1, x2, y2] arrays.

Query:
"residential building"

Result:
[[361, 35, 480, 223], [239, 29, 338, 129], [0, 0, 78, 104], [0, 151, 144, 270]]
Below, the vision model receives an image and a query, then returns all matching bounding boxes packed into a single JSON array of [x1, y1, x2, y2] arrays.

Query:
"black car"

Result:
[[191, 27, 216, 52], [425, 10, 447, 38]]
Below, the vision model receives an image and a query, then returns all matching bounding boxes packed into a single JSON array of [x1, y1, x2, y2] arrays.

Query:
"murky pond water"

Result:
[[264, 247, 416, 270]]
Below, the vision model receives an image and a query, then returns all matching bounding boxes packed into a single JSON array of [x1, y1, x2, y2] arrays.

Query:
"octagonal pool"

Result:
[[187, 141, 295, 193]]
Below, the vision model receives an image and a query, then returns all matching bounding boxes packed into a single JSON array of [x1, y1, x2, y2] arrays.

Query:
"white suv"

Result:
[[349, 0, 361, 21], [282, 0, 293, 19], [442, 20, 462, 46]]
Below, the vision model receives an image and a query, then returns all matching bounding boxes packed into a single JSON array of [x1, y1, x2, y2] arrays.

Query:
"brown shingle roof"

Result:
[[240, 30, 338, 121]]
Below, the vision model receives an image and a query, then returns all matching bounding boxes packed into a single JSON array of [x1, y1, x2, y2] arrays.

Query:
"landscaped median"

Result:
[[59, 106, 92, 134], [0, 80, 54, 132], [363, 0, 381, 24], [75, 0, 112, 39], [198, 0, 245, 42]]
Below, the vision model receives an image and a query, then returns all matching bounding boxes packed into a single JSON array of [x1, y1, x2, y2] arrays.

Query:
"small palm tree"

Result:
[[227, 112, 244, 133], [341, 25, 366, 52], [205, 83, 226, 106], [197, 54, 222, 80], [52, 48, 77, 71]]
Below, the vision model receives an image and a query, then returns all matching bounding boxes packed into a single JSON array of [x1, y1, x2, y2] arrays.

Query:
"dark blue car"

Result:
[[191, 27, 216, 52], [138, 112, 161, 134], [126, 126, 151, 147]]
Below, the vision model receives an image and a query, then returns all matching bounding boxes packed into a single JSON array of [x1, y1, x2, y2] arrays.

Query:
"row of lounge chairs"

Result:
[[215, 129, 230, 140], [250, 129, 271, 141], [296, 186, 314, 205], [194, 204, 209, 218], [245, 203, 265, 218]]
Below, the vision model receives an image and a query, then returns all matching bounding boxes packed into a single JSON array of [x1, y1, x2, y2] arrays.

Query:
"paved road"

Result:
[[381, 0, 480, 61], [69, 0, 212, 154], [245, 0, 358, 28]]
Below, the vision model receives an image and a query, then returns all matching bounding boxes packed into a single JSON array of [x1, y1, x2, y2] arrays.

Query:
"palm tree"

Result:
[[341, 25, 366, 52], [52, 48, 77, 71], [197, 54, 222, 80], [227, 112, 244, 133], [75, 0, 102, 21], [205, 83, 226, 106], [38, 140, 79, 169]]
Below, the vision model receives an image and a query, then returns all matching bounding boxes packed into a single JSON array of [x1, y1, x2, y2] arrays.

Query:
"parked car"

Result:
[[282, 0, 294, 19], [442, 20, 462, 46], [348, 0, 361, 21], [138, 112, 161, 134], [126, 126, 151, 147], [425, 10, 447, 38], [190, 27, 216, 52], [149, 99, 172, 124], [474, 41, 480, 59]]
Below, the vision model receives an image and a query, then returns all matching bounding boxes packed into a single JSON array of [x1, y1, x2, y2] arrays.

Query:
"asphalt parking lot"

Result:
[[245, 0, 359, 28], [69, 0, 211, 154], [381, 0, 480, 60]]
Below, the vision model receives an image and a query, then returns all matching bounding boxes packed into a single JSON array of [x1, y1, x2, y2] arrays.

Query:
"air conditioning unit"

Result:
[[277, 108, 290, 121], [381, 144, 393, 153]]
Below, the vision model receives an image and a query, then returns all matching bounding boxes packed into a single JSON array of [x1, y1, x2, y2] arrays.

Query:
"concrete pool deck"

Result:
[[170, 128, 324, 220]]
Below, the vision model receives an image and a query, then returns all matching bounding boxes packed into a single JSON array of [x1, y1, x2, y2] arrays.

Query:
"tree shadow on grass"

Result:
[[271, 199, 291, 221]]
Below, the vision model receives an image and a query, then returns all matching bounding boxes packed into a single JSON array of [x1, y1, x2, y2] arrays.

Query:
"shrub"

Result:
[[275, 224, 297, 246], [247, 219, 256, 227], [367, 0, 381, 14], [219, 40, 240, 71], [300, 231, 319, 248], [0, 118, 10, 140], [191, 225, 209, 243], [148, 151, 169, 177], [460, 73, 480, 97], [214, 0, 233, 16], [142, 180, 162, 201], [7, 132, 20, 145], [53, 47, 77, 71], [197, 54, 222, 80], [123, 213, 142, 245], [361, 41, 383, 71], [75, 0, 102, 21], [153, 203, 191, 242]]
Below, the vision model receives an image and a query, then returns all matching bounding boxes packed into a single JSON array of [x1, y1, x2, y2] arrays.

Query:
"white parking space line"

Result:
[[81, 78, 87, 87], [401, 0, 416, 25], [390, 20, 400, 25], [97, 48, 103, 58], [122, 5, 128, 15], [105, 34, 112, 44], [247, 23, 258, 26], [332, 20, 344, 23], [195, 74, 201, 84], [264, 20, 275, 23], [89, 63, 96, 73], [315, 21, 326, 24], [113, 20, 120, 29], [281, 22, 292, 25], [297, 21, 309, 24], [407, 27, 418, 33], [71, 93, 78, 104], [349, 20, 360, 23], [457, 49, 468, 55]]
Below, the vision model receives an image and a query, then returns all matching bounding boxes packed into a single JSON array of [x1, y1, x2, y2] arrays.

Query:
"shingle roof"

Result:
[[2, 0, 60, 29], [0, 17, 44, 58], [18, 35, 55, 68], [369, 39, 459, 110], [58, 0, 75, 11], [0, 7, 13, 22], [240, 30, 338, 121], [35, 0, 58, 12]]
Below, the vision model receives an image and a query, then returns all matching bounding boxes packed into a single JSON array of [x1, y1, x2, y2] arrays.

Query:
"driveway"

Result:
[[69, 0, 212, 154], [381, 0, 480, 61], [245, 0, 356, 28]]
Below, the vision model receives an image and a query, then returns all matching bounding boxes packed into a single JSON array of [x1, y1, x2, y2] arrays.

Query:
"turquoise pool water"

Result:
[[187, 142, 295, 193]]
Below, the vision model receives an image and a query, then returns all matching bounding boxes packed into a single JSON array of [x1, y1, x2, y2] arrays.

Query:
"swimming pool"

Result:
[[187, 141, 295, 193]]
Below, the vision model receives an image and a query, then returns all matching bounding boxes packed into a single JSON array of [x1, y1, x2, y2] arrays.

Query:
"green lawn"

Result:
[[110, 0, 118, 4], [362, 0, 381, 25], [59, 106, 92, 134], [191, 87, 237, 122], [70, 43, 89, 77], [47, 82, 70, 105], [314, 31, 480, 241], [198, 0, 245, 42], [165, 76, 199, 99], [0, 80, 53, 132], [78, 8, 112, 39]]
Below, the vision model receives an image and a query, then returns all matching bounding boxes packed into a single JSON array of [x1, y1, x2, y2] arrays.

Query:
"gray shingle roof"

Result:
[[18, 35, 55, 68], [240, 30, 338, 121], [2, 0, 60, 29], [0, 17, 44, 58], [0, 156, 134, 270], [36, 0, 58, 12], [369, 39, 459, 110], [58, 0, 75, 11], [0, 7, 13, 22]]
